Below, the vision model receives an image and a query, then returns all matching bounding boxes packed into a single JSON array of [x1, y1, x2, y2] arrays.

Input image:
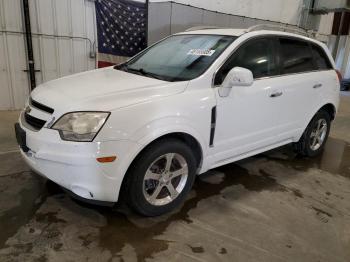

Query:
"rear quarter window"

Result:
[[311, 44, 333, 70], [279, 38, 314, 74]]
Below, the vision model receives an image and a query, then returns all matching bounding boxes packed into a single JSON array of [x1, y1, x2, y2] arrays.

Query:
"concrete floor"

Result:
[[0, 94, 350, 262]]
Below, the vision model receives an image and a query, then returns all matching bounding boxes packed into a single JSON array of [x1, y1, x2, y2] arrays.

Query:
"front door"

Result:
[[212, 37, 288, 165]]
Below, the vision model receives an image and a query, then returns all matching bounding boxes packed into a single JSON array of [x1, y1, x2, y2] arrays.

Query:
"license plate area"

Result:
[[14, 123, 29, 152]]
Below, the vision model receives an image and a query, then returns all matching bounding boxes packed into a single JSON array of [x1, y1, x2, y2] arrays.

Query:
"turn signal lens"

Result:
[[97, 156, 117, 163]]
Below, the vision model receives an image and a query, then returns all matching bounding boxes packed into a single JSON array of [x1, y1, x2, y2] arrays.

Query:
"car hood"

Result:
[[31, 67, 188, 112]]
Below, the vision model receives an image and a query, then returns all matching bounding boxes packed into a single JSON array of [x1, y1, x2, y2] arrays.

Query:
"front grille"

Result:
[[30, 98, 54, 114], [24, 112, 46, 130]]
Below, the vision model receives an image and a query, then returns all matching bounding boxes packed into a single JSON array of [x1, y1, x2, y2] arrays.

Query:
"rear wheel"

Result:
[[294, 110, 331, 157], [123, 139, 197, 216]]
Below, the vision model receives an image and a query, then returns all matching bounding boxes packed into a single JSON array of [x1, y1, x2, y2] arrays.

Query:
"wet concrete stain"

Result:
[[92, 139, 350, 260], [78, 233, 95, 248], [291, 189, 304, 198], [0, 137, 349, 260], [311, 206, 333, 223], [35, 255, 48, 262], [311, 206, 333, 218], [0, 156, 309, 260], [35, 211, 67, 224], [261, 138, 350, 179], [0, 172, 47, 249], [188, 245, 204, 253], [219, 247, 227, 254], [95, 164, 297, 260], [52, 243, 63, 251]]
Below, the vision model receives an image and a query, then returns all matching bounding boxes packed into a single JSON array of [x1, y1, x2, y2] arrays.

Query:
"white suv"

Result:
[[15, 28, 340, 216]]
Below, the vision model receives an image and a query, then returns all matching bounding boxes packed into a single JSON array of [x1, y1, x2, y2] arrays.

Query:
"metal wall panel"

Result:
[[170, 4, 203, 34], [229, 16, 246, 28], [0, 33, 13, 109], [30, 0, 96, 80], [148, 2, 171, 45], [2, 0, 22, 31], [242, 17, 258, 28], [55, 0, 71, 36], [0, 0, 97, 110], [202, 11, 230, 27], [71, 0, 86, 37], [0, 0, 30, 110], [148, 2, 323, 45], [151, 0, 304, 25], [57, 38, 74, 77], [5, 33, 29, 109]]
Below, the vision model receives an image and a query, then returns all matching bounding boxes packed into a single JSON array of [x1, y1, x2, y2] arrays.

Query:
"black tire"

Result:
[[122, 139, 197, 217], [294, 110, 331, 157]]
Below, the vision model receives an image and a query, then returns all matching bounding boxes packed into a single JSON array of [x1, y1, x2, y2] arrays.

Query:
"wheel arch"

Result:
[[319, 103, 336, 121], [118, 131, 205, 201], [131, 132, 203, 172], [297, 102, 336, 142]]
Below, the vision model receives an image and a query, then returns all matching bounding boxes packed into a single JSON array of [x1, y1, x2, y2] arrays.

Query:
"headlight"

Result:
[[52, 112, 110, 142]]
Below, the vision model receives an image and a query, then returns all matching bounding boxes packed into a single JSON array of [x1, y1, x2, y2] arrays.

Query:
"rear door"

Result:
[[274, 37, 319, 137], [309, 43, 338, 114]]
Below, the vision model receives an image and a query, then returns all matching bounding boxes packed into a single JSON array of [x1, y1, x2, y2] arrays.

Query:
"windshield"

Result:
[[116, 34, 236, 82]]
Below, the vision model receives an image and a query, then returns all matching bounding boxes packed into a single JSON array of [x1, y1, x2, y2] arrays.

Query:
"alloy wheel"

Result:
[[143, 153, 188, 206], [309, 118, 328, 151]]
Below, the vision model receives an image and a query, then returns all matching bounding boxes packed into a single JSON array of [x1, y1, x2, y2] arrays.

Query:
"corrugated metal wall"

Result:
[[150, 0, 304, 25], [148, 2, 301, 45], [0, 0, 96, 110]]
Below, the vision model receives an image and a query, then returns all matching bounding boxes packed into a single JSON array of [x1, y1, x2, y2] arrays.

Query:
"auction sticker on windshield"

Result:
[[188, 49, 216, 56]]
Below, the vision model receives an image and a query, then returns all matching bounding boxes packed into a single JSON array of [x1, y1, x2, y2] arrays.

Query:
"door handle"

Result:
[[270, 91, 283, 98], [313, 83, 322, 89]]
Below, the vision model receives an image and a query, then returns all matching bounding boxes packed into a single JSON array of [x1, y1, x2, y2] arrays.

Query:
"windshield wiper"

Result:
[[127, 67, 166, 81], [114, 64, 128, 72]]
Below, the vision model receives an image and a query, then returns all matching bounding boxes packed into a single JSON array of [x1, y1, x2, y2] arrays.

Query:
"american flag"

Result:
[[95, 0, 147, 68]]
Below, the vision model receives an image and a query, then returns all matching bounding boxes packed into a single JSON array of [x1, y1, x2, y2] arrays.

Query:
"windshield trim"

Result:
[[114, 34, 237, 82]]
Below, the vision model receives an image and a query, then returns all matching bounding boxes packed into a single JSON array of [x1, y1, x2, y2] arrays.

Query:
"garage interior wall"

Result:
[[0, 0, 96, 110], [0, 0, 337, 110], [150, 0, 305, 25], [147, 1, 332, 45]]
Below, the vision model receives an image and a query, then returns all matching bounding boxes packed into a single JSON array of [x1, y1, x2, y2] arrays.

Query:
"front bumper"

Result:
[[17, 115, 140, 203]]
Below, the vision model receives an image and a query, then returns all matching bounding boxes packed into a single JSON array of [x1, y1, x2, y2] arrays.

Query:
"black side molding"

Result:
[[209, 106, 216, 147]]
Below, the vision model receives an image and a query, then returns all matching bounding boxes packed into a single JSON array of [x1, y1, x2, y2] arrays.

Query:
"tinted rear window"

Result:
[[279, 38, 314, 74], [311, 44, 333, 70]]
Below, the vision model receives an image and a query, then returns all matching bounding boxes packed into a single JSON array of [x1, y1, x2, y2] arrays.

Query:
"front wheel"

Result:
[[294, 110, 331, 157], [123, 139, 197, 216]]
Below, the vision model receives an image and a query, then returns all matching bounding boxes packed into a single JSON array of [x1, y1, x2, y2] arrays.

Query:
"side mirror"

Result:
[[219, 67, 254, 97]]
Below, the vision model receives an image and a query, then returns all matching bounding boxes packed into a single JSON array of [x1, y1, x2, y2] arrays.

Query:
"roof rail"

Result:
[[185, 26, 224, 32], [245, 24, 316, 38]]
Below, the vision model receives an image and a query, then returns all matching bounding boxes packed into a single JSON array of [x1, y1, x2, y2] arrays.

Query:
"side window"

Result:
[[279, 38, 314, 74], [214, 38, 277, 85], [311, 44, 333, 70]]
